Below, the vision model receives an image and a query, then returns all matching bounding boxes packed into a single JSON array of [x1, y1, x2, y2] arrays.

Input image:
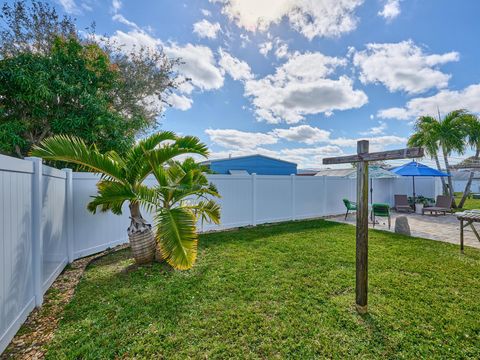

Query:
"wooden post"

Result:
[[323, 141, 423, 313], [356, 140, 369, 314]]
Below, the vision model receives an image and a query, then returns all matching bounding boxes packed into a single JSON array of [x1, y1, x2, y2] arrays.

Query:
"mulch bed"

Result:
[[1, 245, 128, 360]]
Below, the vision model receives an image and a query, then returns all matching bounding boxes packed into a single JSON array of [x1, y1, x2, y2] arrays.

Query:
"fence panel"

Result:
[[324, 177, 356, 215], [204, 175, 253, 230], [72, 173, 131, 259], [256, 175, 293, 223], [0, 156, 35, 354], [295, 176, 327, 219], [41, 166, 68, 293]]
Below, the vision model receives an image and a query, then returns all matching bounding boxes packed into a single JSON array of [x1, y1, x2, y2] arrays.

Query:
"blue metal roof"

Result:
[[202, 154, 297, 175]]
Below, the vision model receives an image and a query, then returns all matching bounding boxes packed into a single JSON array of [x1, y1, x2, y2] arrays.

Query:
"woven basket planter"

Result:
[[128, 227, 155, 264], [155, 244, 164, 263]]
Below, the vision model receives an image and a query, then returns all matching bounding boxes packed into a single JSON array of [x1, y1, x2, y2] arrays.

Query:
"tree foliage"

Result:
[[0, 0, 77, 57], [0, 0, 178, 157], [0, 36, 140, 156]]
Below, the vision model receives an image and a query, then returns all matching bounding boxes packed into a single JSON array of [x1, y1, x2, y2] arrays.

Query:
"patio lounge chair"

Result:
[[343, 198, 357, 220], [394, 194, 413, 213], [372, 203, 391, 229], [422, 195, 453, 216]]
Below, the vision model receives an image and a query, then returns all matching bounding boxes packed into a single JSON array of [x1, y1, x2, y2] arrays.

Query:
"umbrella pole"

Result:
[[413, 176, 416, 211], [370, 178, 373, 205]]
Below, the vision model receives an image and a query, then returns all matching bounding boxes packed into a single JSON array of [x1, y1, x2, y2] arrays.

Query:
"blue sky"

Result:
[[52, 0, 480, 168]]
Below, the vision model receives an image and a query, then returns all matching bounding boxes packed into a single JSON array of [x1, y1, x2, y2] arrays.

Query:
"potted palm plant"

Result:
[[30, 132, 209, 265]]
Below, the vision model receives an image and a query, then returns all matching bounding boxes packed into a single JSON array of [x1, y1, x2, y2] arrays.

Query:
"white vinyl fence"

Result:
[[0, 154, 441, 354], [0, 156, 72, 353], [453, 179, 480, 193]]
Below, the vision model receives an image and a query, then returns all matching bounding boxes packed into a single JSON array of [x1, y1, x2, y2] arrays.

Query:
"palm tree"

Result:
[[30, 132, 208, 265], [140, 157, 221, 269], [408, 116, 447, 194], [409, 110, 469, 205], [458, 114, 480, 208], [432, 110, 469, 204]]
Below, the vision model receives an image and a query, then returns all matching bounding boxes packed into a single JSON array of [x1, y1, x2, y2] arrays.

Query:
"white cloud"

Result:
[[240, 33, 251, 47], [275, 43, 289, 59], [210, 0, 364, 40], [112, 14, 141, 30], [281, 145, 343, 157], [58, 0, 80, 14], [271, 125, 331, 144], [259, 41, 273, 57], [166, 93, 193, 111], [193, 19, 222, 39], [360, 121, 387, 135], [378, 84, 480, 120], [165, 43, 224, 91], [279, 146, 345, 167], [378, 0, 401, 20], [112, 0, 122, 12], [205, 129, 278, 149], [244, 52, 368, 123], [353, 41, 459, 94], [201, 9, 212, 17], [98, 29, 161, 53], [329, 135, 407, 148], [218, 48, 253, 81]]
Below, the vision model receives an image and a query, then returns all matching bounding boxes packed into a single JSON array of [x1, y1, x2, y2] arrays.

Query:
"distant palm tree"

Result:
[[433, 110, 470, 204], [30, 132, 209, 265], [408, 116, 447, 194], [141, 158, 221, 269], [409, 110, 470, 206], [458, 114, 480, 208]]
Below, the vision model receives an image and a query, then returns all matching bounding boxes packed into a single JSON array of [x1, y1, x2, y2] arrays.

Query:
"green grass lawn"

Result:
[[46, 220, 480, 359], [455, 195, 480, 211]]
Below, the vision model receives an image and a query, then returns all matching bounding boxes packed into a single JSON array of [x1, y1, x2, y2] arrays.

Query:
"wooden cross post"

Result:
[[323, 140, 423, 314]]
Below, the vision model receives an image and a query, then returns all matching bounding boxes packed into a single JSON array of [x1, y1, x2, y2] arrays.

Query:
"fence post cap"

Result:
[[24, 156, 42, 162]]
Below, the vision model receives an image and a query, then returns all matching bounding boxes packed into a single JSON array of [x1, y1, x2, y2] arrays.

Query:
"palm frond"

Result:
[[135, 184, 162, 214], [155, 207, 198, 270], [146, 145, 198, 167], [87, 181, 135, 214], [174, 136, 209, 157], [30, 135, 125, 182], [125, 131, 178, 183], [191, 199, 221, 225]]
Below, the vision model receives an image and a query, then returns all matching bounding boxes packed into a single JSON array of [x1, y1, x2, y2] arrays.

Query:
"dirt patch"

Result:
[[1, 245, 128, 360]]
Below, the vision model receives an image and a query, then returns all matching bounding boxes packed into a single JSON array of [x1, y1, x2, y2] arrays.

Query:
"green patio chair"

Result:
[[343, 198, 357, 220], [372, 203, 391, 229]]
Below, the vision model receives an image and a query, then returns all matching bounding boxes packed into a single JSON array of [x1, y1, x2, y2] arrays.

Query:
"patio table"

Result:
[[456, 210, 480, 253]]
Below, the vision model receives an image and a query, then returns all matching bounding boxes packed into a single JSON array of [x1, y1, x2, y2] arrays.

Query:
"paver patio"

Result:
[[329, 211, 480, 250]]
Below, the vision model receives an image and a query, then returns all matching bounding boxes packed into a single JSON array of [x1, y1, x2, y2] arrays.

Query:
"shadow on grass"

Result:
[[200, 218, 350, 249]]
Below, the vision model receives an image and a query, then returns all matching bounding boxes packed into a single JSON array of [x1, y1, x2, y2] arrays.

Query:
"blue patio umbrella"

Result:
[[391, 161, 449, 205]]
